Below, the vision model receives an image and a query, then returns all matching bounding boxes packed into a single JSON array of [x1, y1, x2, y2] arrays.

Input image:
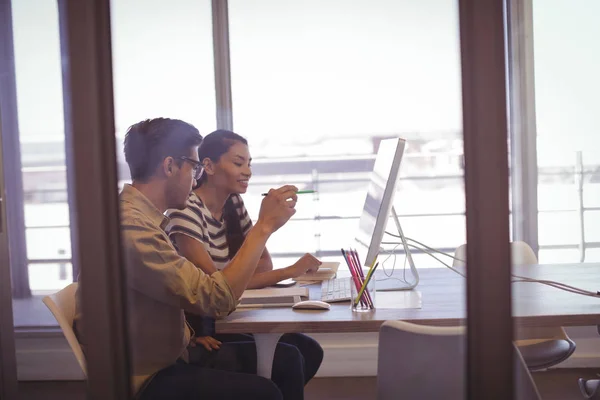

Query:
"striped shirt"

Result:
[[165, 192, 253, 270]]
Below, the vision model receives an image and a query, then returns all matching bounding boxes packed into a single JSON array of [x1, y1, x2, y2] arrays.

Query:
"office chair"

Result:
[[454, 241, 576, 370], [578, 325, 600, 399], [376, 320, 541, 400], [42, 282, 87, 378], [579, 378, 600, 399]]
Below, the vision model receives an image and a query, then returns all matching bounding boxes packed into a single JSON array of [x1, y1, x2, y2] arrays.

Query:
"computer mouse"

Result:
[[292, 300, 331, 310]]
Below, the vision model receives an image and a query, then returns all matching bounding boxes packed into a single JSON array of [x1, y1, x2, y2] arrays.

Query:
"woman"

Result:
[[165, 130, 323, 400]]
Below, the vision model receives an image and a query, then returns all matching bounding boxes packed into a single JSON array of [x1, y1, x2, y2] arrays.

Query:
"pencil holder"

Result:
[[350, 277, 376, 312]]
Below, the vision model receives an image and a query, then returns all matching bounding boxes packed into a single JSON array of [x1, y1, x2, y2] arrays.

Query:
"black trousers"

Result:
[[139, 333, 323, 400], [138, 356, 282, 400], [214, 332, 324, 385]]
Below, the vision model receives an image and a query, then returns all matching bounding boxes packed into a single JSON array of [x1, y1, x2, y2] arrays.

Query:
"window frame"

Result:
[[459, 0, 514, 396], [0, 0, 30, 299], [0, 0, 24, 395], [507, 0, 540, 256], [57, 0, 131, 397]]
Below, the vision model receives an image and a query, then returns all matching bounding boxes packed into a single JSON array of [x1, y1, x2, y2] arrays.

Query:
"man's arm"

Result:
[[166, 185, 298, 299], [173, 234, 280, 290], [255, 248, 273, 273], [220, 186, 299, 297], [171, 219, 271, 298], [123, 218, 236, 318], [172, 235, 273, 278], [219, 221, 272, 298], [174, 236, 318, 290]]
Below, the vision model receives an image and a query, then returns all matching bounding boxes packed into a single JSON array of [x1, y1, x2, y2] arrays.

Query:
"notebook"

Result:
[[238, 287, 309, 308], [292, 261, 340, 282]]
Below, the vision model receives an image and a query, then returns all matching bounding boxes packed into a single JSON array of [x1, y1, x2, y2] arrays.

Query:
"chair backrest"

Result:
[[376, 320, 541, 400], [42, 282, 87, 377], [511, 241, 538, 265], [453, 244, 467, 268], [452, 241, 537, 268], [453, 242, 568, 342]]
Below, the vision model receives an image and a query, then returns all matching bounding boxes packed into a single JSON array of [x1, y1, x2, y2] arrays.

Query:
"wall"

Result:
[[15, 328, 600, 380]]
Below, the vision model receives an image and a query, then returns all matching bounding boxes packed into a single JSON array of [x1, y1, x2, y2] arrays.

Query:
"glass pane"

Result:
[[584, 210, 600, 243], [586, 249, 600, 262], [11, 0, 72, 336], [28, 263, 73, 294], [533, 0, 600, 263], [3, 0, 67, 389], [111, 0, 216, 179], [524, 2, 600, 396], [229, 0, 462, 144], [318, 218, 365, 255], [25, 227, 71, 260], [229, 0, 464, 266], [229, 2, 465, 397], [396, 177, 465, 215], [538, 182, 578, 211], [13, 0, 68, 225], [267, 220, 320, 255], [584, 180, 600, 208], [538, 248, 581, 264], [538, 211, 579, 246], [24, 203, 69, 228], [13, 2, 65, 142]]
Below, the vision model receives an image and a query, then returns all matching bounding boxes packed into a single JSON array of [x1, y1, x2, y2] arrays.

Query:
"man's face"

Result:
[[165, 147, 200, 210]]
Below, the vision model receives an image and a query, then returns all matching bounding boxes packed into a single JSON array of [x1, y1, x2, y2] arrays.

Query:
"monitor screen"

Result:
[[355, 138, 406, 267]]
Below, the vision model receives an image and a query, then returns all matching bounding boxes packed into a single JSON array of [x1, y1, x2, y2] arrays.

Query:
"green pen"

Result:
[[261, 190, 316, 196]]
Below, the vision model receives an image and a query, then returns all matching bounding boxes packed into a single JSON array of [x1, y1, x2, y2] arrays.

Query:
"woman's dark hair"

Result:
[[197, 129, 249, 259]]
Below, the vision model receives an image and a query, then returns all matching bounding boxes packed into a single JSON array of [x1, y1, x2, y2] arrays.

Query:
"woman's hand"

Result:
[[190, 336, 222, 351], [285, 253, 322, 278]]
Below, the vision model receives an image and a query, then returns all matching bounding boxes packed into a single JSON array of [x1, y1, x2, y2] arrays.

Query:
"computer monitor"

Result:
[[355, 138, 419, 290]]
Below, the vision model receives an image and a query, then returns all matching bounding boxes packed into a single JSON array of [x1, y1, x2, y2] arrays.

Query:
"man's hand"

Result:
[[285, 253, 321, 278], [190, 336, 222, 352], [257, 185, 298, 233]]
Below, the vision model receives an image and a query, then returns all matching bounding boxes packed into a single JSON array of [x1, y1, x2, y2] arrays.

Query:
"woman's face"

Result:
[[208, 141, 252, 194]]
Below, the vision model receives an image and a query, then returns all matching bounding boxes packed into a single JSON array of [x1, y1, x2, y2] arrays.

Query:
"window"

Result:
[[111, 0, 217, 173], [12, 0, 70, 295], [9, 0, 218, 304], [532, 0, 600, 262], [228, 0, 464, 267]]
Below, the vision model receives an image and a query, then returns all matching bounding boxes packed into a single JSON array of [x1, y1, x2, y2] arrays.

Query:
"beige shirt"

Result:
[[74, 184, 236, 394]]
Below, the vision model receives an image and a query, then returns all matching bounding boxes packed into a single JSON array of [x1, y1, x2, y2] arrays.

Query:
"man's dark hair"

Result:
[[123, 118, 203, 181]]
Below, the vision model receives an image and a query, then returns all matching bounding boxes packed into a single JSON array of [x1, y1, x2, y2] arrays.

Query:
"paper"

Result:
[[293, 261, 340, 282], [238, 287, 309, 308], [241, 287, 309, 299]]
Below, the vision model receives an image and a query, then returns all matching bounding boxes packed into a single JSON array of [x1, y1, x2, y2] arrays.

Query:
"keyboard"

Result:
[[320, 277, 352, 302]]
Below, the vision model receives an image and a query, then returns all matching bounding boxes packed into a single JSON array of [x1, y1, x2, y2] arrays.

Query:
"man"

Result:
[[74, 118, 299, 399]]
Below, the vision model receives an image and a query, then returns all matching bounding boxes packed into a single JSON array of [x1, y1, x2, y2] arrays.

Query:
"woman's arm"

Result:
[[255, 248, 273, 273], [175, 220, 321, 291], [246, 252, 322, 289], [172, 233, 219, 275], [174, 238, 289, 289], [175, 235, 320, 290]]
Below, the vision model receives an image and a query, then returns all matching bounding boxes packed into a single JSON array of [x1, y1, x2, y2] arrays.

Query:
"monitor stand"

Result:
[[375, 206, 420, 291]]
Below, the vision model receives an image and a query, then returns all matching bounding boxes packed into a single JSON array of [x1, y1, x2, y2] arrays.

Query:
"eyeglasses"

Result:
[[179, 156, 203, 180]]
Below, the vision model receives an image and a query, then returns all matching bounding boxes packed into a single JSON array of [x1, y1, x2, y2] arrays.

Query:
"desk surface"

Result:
[[216, 263, 600, 334]]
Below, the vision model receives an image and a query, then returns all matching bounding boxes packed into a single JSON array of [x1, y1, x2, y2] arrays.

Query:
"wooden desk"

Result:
[[217, 263, 600, 377]]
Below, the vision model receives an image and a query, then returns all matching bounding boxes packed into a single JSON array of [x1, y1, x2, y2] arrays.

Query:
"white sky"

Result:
[[9, 0, 600, 163]]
